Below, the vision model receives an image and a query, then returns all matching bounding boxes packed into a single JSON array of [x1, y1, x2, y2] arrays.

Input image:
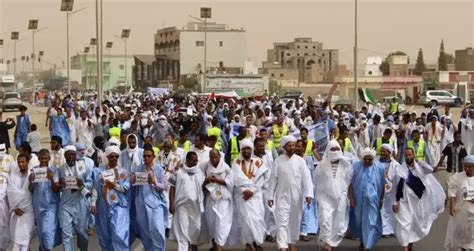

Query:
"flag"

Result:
[[358, 88, 377, 104], [208, 91, 216, 103]]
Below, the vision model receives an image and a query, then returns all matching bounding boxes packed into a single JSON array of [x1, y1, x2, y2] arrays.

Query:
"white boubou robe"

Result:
[[228, 156, 269, 245], [156, 150, 181, 228], [267, 154, 313, 249], [393, 161, 445, 247], [315, 157, 353, 247], [0, 155, 14, 250], [200, 160, 234, 246], [7, 166, 35, 248], [444, 172, 474, 250], [425, 122, 444, 165], [379, 158, 399, 236], [75, 118, 94, 149], [170, 165, 205, 251], [461, 117, 474, 155]]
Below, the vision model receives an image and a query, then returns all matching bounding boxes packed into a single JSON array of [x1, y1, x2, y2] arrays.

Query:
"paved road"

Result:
[[4, 104, 456, 250]]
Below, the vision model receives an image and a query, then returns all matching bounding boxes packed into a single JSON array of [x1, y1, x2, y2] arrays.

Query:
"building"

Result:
[[71, 54, 134, 90], [259, 37, 339, 83], [205, 74, 268, 95], [154, 22, 247, 85], [455, 47, 474, 71], [365, 57, 382, 76], [388, 55, 409, 76], [133, 55, 155, 89], [423, 70, 474, 100]]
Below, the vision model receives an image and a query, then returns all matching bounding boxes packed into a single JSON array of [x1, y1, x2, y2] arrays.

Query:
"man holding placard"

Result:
[[91, 145, 130, 251], [132, 145, 168, 251], [58, 145, 93, 251], [29, 149, 61, 251]]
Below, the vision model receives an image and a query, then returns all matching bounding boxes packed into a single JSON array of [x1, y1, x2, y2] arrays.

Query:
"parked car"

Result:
[[2, 92, 23, 111], [334, 99, 354, 112], [381, 96, 406, 113], [280, 90, 303, 103], [420, 90, 463, 107]]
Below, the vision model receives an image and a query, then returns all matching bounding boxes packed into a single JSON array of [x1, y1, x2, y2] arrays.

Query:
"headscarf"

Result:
[[105, 145, 120, 156], [126, 134, 141, 168], [64, 145, 77, 153], [324, 140, 343, 162], [239, 139, 253, 150], [381, 143, 394, 154], [281, 135, 296, 149], [361, 147, 376, 158], [464, 155, 474, 165]]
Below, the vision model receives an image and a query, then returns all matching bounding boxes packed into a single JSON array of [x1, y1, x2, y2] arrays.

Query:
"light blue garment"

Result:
[[50, 115, 70, 147], [94, 166, 130, 251], [300, 156, 318, 235], [119, 148, 144, 244], [58, 161, 93, 251], [349, 161, 385, 249], [14, 114, 30, 149], [32, 166, 61, 250], [134, 163, 167, 251]]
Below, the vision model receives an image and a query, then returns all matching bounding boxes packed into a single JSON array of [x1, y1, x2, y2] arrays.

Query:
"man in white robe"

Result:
[[267, 135, 313, 251], [230, 139, 269, 250], [169, 151, 205, 251], [444, 154, 474, 251], [75, 110, 95, 149], [7, 154, 35, 251], [461, 107, 474, 155], [0, 145, 14, 250], [200, 149, 234, 251], [393, 148, 445, 251], [315, 140, 353, 251], [425, 115, 444, 166], [378, 144, 399, 236], [190, 134, 212, 165]]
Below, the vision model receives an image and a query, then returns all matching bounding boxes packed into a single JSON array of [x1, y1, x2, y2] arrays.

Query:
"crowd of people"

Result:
[[0, 92, 473, 251]]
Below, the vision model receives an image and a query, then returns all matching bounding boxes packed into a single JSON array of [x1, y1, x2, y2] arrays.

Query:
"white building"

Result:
[[154, 22, 247, 82], [365, 56, 382, 76]]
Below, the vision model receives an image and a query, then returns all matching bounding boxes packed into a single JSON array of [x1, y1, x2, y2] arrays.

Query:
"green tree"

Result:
[[379, 51, 407, 75], [268, 80, 282, 95], [413, 48, 427, 76], [182, 74, 199, 91], [438, 39, 449, 71]]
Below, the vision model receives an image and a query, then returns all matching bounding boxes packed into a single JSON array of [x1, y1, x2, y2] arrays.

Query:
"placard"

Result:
[[463, 185, 474, 201], [33, 167, 48, 183], [133, 172, 148, 186], [101, 169, 116, 183], [64, 176, 78, 190]]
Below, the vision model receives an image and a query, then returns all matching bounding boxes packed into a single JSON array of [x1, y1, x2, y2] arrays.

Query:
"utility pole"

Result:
[[354, 0, 359, 110]]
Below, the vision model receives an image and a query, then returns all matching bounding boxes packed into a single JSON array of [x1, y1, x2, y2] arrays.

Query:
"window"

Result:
[[195, 41, 204, 47], [219, 41, 223, 47], [297, 46, 300, 49], [313, 46, 316, 49], [305, 46, 308, 49], [287, 53, 291, 56], [119, 65, 125, 70], [297, 53, 300, 56], [304, 53, 308, 56], [286, 60, 291, 64], [280, 73, 284, 77], [271, 73, 275, 77], [313, 53, 316, 56]]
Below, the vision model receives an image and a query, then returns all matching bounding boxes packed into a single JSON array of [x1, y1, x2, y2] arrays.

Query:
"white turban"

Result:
[[281, 135, 296, 148], [108, 138, 120, 146], [361, 147, 376, 158], [381, 144, 394, 153], [64, 145, 77, 152], [239, 139, 253, 150], [464, 155, 474, 165], [105, 146, 121, 156]]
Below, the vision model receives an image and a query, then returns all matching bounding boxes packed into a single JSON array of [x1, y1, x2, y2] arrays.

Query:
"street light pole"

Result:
[[11, 32, 19, 77], [67, 11, 70, 93], [354, 0, 359, 110], [199, 7, 211, 92]]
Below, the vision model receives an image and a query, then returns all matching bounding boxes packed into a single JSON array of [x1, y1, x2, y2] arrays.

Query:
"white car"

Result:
[[420, 90, 462, 107]]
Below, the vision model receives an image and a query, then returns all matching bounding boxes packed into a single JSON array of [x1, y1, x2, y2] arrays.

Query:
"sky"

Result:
[[0, 0, 473, 70]]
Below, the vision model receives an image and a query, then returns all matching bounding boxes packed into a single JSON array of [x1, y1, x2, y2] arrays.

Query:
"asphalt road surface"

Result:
[[4, 104, 456, 251]]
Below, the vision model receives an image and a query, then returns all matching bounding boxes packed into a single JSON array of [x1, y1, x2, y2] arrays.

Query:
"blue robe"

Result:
[[134, 163, 167, 251], [14, 114, 30, 149], [349, 161, 385, 249], [94, 166, 130, 251], [300, 156, 318, 235], [50, 115, 70, 147], [119, 149, 144, 245], [32, 166, 61, 250], [58, 161, 93, 251]]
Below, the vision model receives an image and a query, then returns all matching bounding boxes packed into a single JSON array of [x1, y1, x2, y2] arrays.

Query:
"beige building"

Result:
[[389, 55, 409, 76], [259, 37, 338, 83], [455, 47, 474, 71]]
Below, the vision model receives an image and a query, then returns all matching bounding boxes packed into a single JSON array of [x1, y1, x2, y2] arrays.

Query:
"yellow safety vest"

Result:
[[375, 138, 395, 156], [174, 140, 191, 153], [266, 140, 274, 152], [343, 138, 351, 152], [207, 127, 222, 150], [109, 127, 121, 140], [304, 140, 314, 156], [272, 124, 288, 149], [407, 140, 425, 161], [390, 102, 399, 113], [230, 137, 240, 162], [153, 147, 160, 156]]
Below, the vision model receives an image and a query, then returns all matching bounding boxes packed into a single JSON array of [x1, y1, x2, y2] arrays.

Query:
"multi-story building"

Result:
[[259, 37, 339, 83], [154, 22, 247, 85], [71, 54, 134, 90], [455, 47, 474, 71], [388, 55, 409, 76]]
